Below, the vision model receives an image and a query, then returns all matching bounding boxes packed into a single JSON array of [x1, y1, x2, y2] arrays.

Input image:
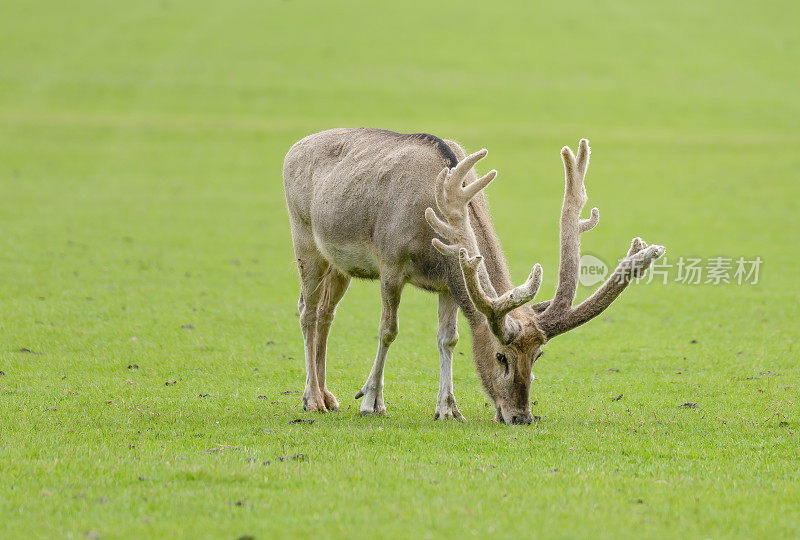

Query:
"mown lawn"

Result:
[[1, 0, 798, 538]]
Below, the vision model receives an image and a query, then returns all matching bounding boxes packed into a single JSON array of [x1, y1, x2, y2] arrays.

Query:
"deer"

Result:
[[282, 128, 665, 424]]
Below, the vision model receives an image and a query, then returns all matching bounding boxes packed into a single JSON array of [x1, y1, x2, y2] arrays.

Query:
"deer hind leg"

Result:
[[434, 293, 465, 421], [314, 267, 351, 411], [355, 271, 404, 415], [296, 252, 329, 412]]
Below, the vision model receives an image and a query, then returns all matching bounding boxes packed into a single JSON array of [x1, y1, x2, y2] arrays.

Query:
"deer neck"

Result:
[[445, 199, 514, 321], [467, 199, 513, 294]]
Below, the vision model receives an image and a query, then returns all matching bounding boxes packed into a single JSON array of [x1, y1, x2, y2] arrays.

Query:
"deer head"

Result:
[[425, 139, 665, 424]]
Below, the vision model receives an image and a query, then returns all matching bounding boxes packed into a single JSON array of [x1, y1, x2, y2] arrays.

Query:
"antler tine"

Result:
[[628, 237, 647, 257], [561, 146, 577, 186], [536, 139, 666, 339], [431, 151, 494, 222], [431, 237, 460, 255], [575, 138, 590, 177], [448, 149, 488, 190], [580, 207, 600, 232], [463, 169, 497, 201], [628, 237, 652, 277], [502, 263, 544, 311], [425, 149, 494, 247], [458, 250, 542, 344], [424, 207, 457, 240]]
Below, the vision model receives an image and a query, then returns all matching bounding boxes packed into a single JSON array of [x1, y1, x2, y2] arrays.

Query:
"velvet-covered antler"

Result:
[[535, 139, 666, 338], [458, 249, 542, 343], [425, 150, 542, 344]]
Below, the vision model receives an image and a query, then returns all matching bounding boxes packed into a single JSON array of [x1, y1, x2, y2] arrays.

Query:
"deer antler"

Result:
[[535, 139, 665, 338], [458, 249, 542, 343], [425, 150, 542, 344]]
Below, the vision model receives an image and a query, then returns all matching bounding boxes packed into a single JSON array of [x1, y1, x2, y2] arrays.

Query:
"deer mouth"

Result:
[[495, 404, 532, 425]]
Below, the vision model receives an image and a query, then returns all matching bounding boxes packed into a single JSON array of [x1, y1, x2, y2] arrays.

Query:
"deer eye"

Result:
[[496, 353, 509, 376]]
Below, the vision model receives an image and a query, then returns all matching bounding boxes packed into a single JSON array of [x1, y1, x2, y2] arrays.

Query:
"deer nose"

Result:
[[511, 413, 532, 425]]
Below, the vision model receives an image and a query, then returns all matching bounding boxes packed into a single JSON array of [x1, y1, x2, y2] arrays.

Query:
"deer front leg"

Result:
[[355, 273, 404, 415], [434, 293, 464, 421]]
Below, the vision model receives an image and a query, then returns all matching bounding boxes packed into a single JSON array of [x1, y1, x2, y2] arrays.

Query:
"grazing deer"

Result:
[[283, 128, 665, 424]]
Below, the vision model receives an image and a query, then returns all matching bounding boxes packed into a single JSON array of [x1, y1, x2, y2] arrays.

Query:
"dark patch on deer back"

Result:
[[408, 132, 459, 168], [364, 128, 459, 168]]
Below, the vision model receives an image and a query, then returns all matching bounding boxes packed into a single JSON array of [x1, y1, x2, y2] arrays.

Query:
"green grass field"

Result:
[[1, 0, 798, 538]]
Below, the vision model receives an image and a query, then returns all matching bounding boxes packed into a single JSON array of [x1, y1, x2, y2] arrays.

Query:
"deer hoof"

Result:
[[322, 388, 339, 411], [434, 396, 465, 421], [357, 385, 386, 415], [359, 405, 386, 416], [302, 388, 327, 413]]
